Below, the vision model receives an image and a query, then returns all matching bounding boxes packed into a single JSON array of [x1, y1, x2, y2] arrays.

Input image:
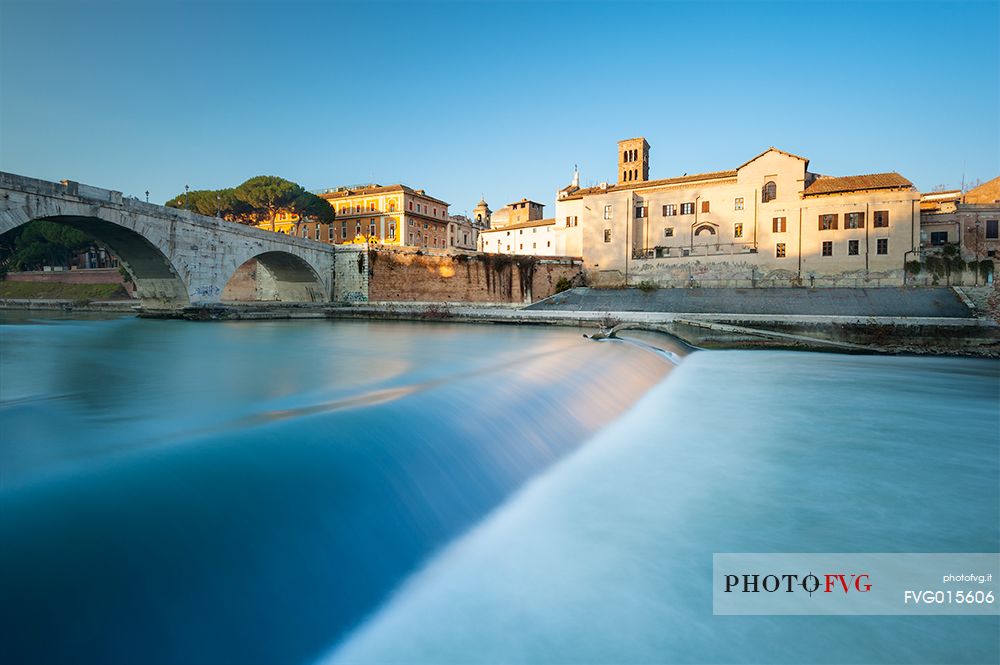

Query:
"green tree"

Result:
[[290, 191, 335, 223], [0, 220, 95, 272], [233, 176, 304, 230], [165, 189, 221, 217]]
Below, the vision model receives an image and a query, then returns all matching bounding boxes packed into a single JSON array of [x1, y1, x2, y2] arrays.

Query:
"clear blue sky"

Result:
[[1, 0, 997, 216]]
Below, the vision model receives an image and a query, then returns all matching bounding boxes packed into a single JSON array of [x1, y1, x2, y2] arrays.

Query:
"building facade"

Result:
[[314, 184, 452, 248], [255, 211, 301, 234], [447, 214, 480, 251], [560, 139, 920, 287], [478, 188, 583, 257], [920, 179, 1000, 262]]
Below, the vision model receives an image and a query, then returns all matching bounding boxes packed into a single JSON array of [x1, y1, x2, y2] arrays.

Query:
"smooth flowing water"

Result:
[[0, 312, 997, 665]]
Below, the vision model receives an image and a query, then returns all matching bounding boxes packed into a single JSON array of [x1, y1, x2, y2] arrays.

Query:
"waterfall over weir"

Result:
[[0, 314, 675, 665], [1, 313, 996, 664]]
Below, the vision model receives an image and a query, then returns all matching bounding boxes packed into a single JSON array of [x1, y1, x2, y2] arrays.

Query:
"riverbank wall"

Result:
[[365, 248, 582, 304]]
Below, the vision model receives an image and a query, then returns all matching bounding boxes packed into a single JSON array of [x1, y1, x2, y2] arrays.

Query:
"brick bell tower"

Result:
[[618, 137, 650, 185]]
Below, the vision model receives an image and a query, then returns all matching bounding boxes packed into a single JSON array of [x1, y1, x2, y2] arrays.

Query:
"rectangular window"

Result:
[[776, 243, 786, 258], [635, 205, 647, 218], [328, 225, 334, 241], [604, 229, 612, 243], [663, 204, 676, 217], [341, 221, 347, 237], [369, 224, 375, 236], [369, 202, 376, 212], [772, 217, 786, 233], [664, 227, 674, 238], [355, 223, 361, 236], [819, 214, 838, 231], [604, 205, 613, 220], [701, 201, 710, 213], [986, 219, 999, 239], [735, 197, 744, 210], [547, 241, 551, 247], [877, 238, 888, 255], [873, 210, 889, 228], [848, 239, 859, 255], [314, 224, 320, 240], [734, 223, 743, 239], [930, 231, 949, 245], [680, 202, 694, 215], [388, 223, 395, 239], [845, 212, 865, 229], [822, 241, 833, 256]]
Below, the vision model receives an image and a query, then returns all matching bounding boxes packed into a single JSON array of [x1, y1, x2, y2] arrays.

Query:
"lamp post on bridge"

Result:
[[185, 185, 189, 211], [145, 190, 149, 203]]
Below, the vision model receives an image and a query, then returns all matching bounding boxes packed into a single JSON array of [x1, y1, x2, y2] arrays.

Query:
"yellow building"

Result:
[[255, 211, 300, 234], [316, 184, 451, 248]]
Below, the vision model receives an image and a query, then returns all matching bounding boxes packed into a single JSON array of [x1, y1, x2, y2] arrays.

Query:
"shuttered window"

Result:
[[845, 212, 865, 229], [873, 210, 889, 228], [772, 217, 786, 233], [819, 214, 838, 231]]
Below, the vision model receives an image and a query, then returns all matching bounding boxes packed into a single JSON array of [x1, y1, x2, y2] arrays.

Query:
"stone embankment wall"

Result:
[[594, 257, 909, 289], [365, 248, 582, 303], [3, 268, 135, 294]]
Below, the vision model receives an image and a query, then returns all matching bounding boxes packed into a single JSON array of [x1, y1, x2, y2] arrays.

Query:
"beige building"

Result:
[[919, 178, 999, 282], [315, 184, 452, 249], [560, 139, 920, 287], [447, 214, 480, 251], [488, 198, 545, 229], [479, 183, 583, 257]]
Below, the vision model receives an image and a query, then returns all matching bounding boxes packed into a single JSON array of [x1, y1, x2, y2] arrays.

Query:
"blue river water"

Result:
[[0, 312, 997, 664]]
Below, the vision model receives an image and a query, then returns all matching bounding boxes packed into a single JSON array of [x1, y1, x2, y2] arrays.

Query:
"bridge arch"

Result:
[[222, 251, 327, 303], [0, 213, 190, 306]]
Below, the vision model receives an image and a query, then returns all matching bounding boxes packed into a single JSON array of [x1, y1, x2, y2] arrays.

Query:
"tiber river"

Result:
[[0, 312, 997, 665]]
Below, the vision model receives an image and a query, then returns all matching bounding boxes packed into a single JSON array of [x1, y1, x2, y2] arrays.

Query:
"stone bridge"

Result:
[[0, 172, 368, 308]]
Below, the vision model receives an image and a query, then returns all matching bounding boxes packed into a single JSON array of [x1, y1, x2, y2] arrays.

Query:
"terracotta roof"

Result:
[[571, 169, 737, 198], [803, 172, 913, 196], [921, 189, 962, 199], [737, 147, 810, 171], [505, 198, 545, 208], [319, 184, 449, 206], [481, 218, 556, 233]]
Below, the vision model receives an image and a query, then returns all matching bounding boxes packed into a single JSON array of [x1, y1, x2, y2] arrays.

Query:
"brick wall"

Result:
[[366, 248, 582, 303], [3, 268, 135, 294]]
